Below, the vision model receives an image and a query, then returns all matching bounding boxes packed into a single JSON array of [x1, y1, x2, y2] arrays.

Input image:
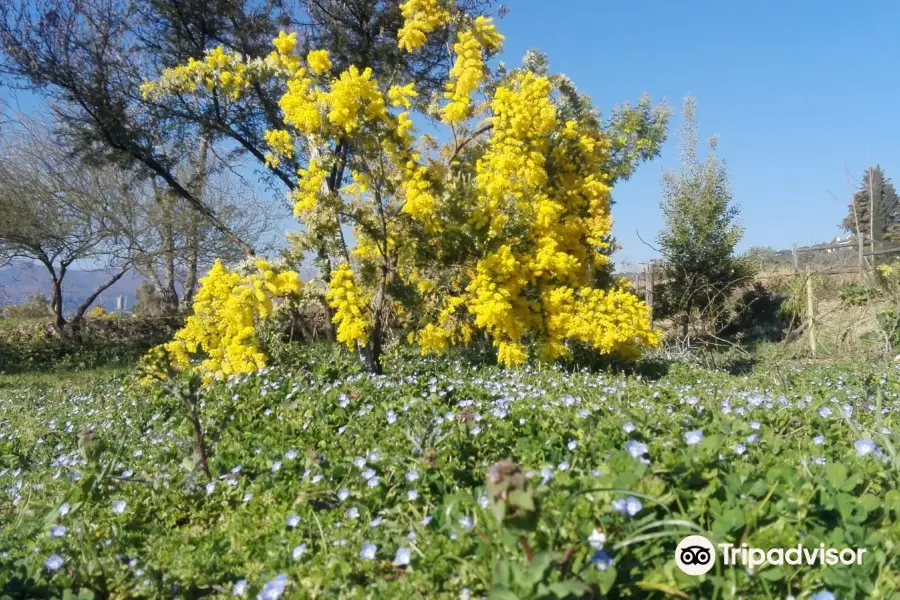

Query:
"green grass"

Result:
[[1, 349, 899, 599]]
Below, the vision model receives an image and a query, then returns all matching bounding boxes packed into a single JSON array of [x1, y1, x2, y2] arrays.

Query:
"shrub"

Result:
[[2, 294, 51, 319]]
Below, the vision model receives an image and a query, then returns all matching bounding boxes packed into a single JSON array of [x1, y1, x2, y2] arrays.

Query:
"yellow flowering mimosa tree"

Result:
[[143, 1, 662, 374]]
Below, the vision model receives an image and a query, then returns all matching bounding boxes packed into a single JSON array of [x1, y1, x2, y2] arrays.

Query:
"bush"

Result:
[[2, 294, 51, 319], [0, 315, 183, 374], [840, 283, 880, 306]]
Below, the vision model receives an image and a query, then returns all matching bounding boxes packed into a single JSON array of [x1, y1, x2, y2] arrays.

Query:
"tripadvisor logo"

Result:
[[675, 535, 716, 575], [675, 535, 868, 576]]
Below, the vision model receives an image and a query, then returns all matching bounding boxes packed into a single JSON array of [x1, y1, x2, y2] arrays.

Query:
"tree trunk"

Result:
[[681, 299, 692, 339], [48, 272, 69, 338], [160, 191, 179, 312], [181, 208, 200, 308], [181, 136, 210, 309], [360, 263, 391, 374], [65, 267, 131, 340], [316, 244, 337, 342]]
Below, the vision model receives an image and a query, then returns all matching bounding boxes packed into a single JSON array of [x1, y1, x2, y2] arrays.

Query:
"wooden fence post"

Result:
[[806, 266, 816, 356], [792, 243, 799, 275], [644, 262, 654, 327]]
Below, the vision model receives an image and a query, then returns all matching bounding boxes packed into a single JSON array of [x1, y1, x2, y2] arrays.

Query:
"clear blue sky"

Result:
[[4, 0, 898, 270], [498, 0, 900, 266]]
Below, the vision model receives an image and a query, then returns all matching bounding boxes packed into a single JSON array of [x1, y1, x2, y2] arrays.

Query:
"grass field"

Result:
[[2, 350, 899, 599]]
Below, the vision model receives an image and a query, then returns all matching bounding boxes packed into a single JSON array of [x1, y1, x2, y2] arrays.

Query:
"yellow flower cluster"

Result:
[[292, 158, 327, 216], [397, 0, 450, 52], [161, 260, 301, 381], [307, 49, 332, 74], [263, 129, 294, 168], [140, 47, 250, 102], [442, 17, 503, 124], [388, 83, 418, 108], [273, 31, 298, 55], [326, 263, 370, 348], [279, 69, 322, 135], [324, 66, 389, 133], [416, 71, 658, 366]]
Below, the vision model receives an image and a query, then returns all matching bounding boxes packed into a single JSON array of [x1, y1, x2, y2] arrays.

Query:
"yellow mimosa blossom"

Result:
[[263, 129, 294, 168], [306, 49, 332, 74], [388, 83, 418, 108], [397, 0, 450, 53], [326, 263, 370, 348], [273, 31, 298, 56], [160, 260, 301, 381]]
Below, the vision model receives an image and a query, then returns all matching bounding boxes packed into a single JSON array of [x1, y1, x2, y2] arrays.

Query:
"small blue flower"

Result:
[[393, 547, 412, 566], [292, 543, 307, 560], [284, 449, 298, 460], [557, 460, 570, 471], [257, 573, 288, 600], [271, 461, 281, 473], [625, 440, 648, 459], [685, 430, 704, 445], [232, 579, 247, 597], [813, 435, 825, 445], [591, 549, 614, 571], [540, 467, 554, 484], [458, 516, 474, 530], [818, 407, 832, 418], [360, 542, 377, 560], [567, 440, 578, 450], [44, 554, 64, 571], [734, 444, 747, 456], [623, 421, 636, 434], [407, 489, 419, 501], [612, 496, 642, 517], [855, 438, 876, 457], [625, 496, 643, 516], [369, 516, 383, 528], [50, 525, 67, 538], [354, 456, 366, 469], [112, 500, 127, 514], [286, 514, 301, 528], [811, 591, 835, 600], [337, 488, 350, 501], [345, 507, 360, 519], [406, 469, 419, 482], [361, 469, 376, 481]]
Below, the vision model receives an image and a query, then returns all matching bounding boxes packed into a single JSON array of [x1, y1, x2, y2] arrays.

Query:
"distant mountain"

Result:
[[0, 263, 145, 312]]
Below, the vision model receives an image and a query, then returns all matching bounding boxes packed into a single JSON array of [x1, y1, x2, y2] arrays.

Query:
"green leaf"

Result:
[[825, 463, 848, 489], [508, 488, 535, 512], [544, 580, 590, 598], [523, 551, 554, 589], [488, 589, 521, 600], [493, 559, 512, 588]]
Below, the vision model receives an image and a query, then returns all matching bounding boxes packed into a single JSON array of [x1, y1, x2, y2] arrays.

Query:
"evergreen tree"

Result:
[[658, 97, 754, 337], [841, 166, 900, 244]]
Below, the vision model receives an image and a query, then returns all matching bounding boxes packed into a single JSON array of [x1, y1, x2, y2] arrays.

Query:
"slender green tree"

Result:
[[657, 97, 754, 337], [841, 165, 900, 245]]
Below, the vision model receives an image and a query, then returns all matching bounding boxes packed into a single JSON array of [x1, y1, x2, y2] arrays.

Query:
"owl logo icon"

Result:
[[675, 535, 716, 575]]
